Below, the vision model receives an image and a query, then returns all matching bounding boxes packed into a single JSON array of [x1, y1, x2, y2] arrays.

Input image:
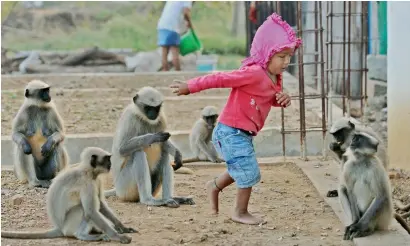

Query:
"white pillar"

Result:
[[387, 2, 410, 170]]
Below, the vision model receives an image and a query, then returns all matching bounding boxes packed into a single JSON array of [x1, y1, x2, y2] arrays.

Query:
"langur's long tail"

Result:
[[394, 213, 410, 234], [1, 228, 63, 239]]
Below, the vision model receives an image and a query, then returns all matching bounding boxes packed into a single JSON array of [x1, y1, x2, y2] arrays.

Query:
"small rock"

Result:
[[336, 229, 340, 232], [11, 194, 24, 205], [200, 234, 208, 242], [147, 206, 152, 211], [164, 224, 173, 230], [266, 226, 276, 230], [291, 232, 297, 237], [321, 232, 328, 237], [1, 189, 10, 195], [278, 236, 283, 241], [305, 194, 310, 198], [285, 180, 290, 183], [324, 173, 331, 176]]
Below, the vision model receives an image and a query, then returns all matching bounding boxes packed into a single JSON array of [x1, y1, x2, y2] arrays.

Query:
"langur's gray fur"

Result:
[[12, 80, 68, 188], [105, 87, 195, 207], [1, 147, 136, 243], [338, 132, 410, 240]]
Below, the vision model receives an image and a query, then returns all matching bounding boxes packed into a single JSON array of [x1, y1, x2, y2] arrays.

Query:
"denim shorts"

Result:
[[157, 29, 180, 46], [212, 122, 261, 188]]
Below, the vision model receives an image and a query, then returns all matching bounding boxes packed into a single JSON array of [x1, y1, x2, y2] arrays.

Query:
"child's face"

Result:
[[267, 48, 294, 75]]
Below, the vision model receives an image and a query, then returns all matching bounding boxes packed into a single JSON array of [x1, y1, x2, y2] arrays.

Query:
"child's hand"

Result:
[[170, 80, 190, 96], [276, 92, 291, 107]]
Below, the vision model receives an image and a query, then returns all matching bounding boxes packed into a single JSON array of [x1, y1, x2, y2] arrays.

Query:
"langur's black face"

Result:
[[91, 154, 112, 172], [331, 128, 353, 144], [133, 94, 162, 120], [350, 134, 377, 152], [144, 105, 161, 120], [203, 114, 218, 129], [25, 87, 51, 102]]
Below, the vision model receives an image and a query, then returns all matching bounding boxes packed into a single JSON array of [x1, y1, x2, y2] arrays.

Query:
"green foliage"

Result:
[[3, 1, 246, 58]]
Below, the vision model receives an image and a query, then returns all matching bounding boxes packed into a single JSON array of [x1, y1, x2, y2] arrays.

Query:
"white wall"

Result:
[[387, 1, 410, 170]]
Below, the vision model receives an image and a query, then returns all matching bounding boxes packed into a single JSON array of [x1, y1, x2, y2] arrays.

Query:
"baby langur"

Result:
[[339, 132, 410, 240], [326, 116, 387, 197], [12, 80, 68, 188], [182, 106, 224, 164], [1, 147, 136, 243], [105, 87, 194, 207]]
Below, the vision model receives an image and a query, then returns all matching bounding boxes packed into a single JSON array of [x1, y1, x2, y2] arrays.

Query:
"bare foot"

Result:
[[205, 180, 220, 214], [231, 211, 264, 225]]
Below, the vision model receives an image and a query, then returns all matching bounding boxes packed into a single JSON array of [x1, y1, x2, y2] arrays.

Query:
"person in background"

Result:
[[157, 1, 193, 71]]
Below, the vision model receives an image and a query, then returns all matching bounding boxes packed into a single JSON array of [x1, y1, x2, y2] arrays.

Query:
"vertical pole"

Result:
[[297, 2, 307, 160], [319, 2, 327, 158], [347, 2, 351, 116]]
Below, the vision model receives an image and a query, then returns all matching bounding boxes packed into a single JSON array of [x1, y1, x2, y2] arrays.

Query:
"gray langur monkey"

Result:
[[326, 116, 387, 198], [11, 80, 68, 188], [104, 87, 195, 207], [184, 106, 224, 164], [1, 147, 137, 244], [172, 106, 224, 166], [339, 132, 410, 240]]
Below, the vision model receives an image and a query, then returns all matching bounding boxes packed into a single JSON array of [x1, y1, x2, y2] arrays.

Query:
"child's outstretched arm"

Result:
[[169, 66, 264, 96]]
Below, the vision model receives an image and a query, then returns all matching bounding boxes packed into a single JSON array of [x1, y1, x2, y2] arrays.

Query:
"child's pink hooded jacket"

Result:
[[188, 13, 302, 135]]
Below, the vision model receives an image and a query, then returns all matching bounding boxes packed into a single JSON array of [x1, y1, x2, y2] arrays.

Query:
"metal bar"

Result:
[[288, 61, 325, 66], [326, 41, 369, 44], [363, 2, 369, 112], [296, 29, 323, 33], [360, 2, 364, 114], [283, 128, 325, 133], [276, 1, 286, 159], [314, 1, 319, 90], [342, 2, 346, 114], [326, 69, 368, 72], [288, 94, 365, 100], [327, 13, 365, 17], [297, 2, 307, 160], [347, 1, 352, 116], [318, 1, 327, 158], [328, 2, 334, 126]]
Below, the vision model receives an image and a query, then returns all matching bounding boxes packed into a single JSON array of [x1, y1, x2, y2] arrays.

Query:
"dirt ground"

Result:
[[1, 164, 353, 246]]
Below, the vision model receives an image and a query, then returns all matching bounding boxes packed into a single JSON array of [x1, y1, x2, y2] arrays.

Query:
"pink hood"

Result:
[[241, 13, 302, 69]]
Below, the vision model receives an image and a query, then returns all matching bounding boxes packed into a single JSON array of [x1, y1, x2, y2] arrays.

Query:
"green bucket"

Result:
[[180, 29, 202, 56]]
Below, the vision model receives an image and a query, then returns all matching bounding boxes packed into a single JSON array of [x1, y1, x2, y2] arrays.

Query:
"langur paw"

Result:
[[326, 190, 338, 197], [22, 142, 32, 155], [152, 132, 171, 143], [329, 142, 341, 151], [41, 140, 55, 157], [39, 180, 51, 188], [119, 235, 132, 244], [122, 227, 138, 234], [185, 198, 195, 205], [165, 199, 180, 208], [101, 235, 111, 242], [115, 225, 137, 234]]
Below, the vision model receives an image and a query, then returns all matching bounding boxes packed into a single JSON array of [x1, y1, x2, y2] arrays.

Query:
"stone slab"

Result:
[[1, 127, 327, 165]]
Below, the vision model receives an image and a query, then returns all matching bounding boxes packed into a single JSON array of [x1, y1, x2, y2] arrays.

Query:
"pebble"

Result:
[[10, 194, 24, 205]]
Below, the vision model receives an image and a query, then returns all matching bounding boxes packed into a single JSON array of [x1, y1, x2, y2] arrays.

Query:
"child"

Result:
[[170, 13, 302, 225], [157, 1, 193, 71]]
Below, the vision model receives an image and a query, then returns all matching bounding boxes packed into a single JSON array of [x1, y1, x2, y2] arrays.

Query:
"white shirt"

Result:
[[157, 1, 192, 33]]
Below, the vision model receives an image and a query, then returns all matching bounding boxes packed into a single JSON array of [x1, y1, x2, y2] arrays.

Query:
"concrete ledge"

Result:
[[1, 127, 327, 165], [295, 158, 410, 246]]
